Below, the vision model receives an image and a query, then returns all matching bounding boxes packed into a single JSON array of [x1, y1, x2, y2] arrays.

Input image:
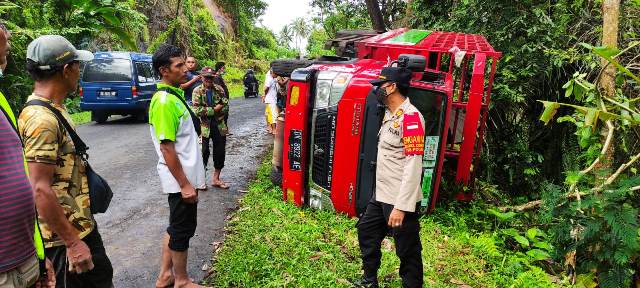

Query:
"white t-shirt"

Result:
[[149, 86, 206, 193], [264, 73, 278, 104]]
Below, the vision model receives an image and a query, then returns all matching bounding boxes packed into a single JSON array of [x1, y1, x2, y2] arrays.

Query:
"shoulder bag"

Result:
[[25, 100, 112, 214]]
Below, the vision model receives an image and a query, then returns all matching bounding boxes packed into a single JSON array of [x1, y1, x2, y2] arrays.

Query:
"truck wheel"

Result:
[[93, 112, 109, 124], [270, 59, 313, 77], [270, 167, 283, 187]]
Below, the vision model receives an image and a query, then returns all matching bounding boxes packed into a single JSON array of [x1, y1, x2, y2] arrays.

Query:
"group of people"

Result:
[[0, 19, 426, 288], [0, 21, 230, 287]]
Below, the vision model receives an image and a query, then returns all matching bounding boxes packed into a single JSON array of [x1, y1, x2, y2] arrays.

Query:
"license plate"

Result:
[[288, 130, 302, 171], [99, 91, 117, 97]]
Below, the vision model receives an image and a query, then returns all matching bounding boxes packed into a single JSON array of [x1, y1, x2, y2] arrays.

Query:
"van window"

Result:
[[135, 62, 153, 83], [82, 58, 133, 82]]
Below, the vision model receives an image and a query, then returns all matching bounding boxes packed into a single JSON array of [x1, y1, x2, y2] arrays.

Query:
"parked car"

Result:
[[80, 52, 158, 123]]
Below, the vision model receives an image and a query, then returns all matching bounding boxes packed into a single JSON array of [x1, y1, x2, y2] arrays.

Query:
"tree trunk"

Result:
[[594, 0, 620, 178], [365, 0, 386, 32], [601, 0, 619, 98]]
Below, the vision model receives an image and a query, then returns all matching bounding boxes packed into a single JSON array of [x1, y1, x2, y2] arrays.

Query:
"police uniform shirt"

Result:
[[375, 97, 426, 212]]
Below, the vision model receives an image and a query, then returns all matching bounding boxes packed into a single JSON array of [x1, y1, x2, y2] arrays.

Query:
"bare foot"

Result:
[[155, 273, 174, 288]]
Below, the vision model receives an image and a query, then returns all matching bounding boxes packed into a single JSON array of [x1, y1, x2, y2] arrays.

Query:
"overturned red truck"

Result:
[[271, 28, 501, 217]]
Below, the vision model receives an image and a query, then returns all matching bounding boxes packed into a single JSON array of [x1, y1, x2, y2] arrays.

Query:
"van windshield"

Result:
[[82, 58, 132, 82]]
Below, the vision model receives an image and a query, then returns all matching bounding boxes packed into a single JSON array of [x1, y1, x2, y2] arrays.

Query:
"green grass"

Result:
[[206, 159, 561, 287], [70, 111, 92, 125]]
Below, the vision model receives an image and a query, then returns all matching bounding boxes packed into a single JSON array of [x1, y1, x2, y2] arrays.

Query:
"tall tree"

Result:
[[365, 0, 385, 32], [278, 25, 294, 48], [291, 17, 311, 55], [594, 0, 621, 179]]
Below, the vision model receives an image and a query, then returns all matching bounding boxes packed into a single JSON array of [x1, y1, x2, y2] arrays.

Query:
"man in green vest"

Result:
[[0, 22, 54, 288]]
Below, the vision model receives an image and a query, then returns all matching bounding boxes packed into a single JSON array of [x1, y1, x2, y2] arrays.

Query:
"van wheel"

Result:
[[93, 112, 108, 124], [271, 59, 313, 77]]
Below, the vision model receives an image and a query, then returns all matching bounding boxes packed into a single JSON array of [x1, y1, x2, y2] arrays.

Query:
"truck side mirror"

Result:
[[398, 54, 427, 72]]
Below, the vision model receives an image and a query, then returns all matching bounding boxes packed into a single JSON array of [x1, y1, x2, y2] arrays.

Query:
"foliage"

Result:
[[310, 0, 406, 37], [0, 0, 146, 111], [306, 28, 335, 58], [537, 43, 640, 287]]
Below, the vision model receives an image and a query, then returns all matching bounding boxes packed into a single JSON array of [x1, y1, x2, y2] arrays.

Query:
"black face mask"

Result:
[[375, 86, 389, 105]]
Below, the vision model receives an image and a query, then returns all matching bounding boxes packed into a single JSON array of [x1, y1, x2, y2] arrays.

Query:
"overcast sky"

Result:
[[259, 0, 313, 53]]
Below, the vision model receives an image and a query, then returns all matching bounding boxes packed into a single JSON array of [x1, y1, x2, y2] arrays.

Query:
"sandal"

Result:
[[212, 181, 230, 189]]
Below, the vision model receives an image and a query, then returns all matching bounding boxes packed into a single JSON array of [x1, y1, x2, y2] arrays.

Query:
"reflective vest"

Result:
[[0, 91, 45, 261]]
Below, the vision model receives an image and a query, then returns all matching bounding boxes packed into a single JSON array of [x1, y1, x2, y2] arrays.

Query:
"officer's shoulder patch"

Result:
[[402, 112, 425, 156]]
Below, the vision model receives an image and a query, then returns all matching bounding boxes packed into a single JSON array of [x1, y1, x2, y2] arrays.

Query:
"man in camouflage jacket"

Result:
[[192, 66, 230, 189]]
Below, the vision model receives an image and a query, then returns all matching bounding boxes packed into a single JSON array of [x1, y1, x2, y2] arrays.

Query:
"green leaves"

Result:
[[580, 42, 640, 84], [539, 101, 560, 125], [487, 208, 516, 222]]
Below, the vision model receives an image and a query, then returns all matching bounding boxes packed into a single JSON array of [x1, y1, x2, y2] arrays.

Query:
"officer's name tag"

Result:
[[402, 113, 425, 156]]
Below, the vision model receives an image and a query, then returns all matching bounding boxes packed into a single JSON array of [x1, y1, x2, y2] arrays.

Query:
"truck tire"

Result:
[[270, 59, 313, 77], [270, 167, 283, 187]]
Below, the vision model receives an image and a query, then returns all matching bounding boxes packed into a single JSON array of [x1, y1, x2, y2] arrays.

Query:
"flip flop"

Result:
[[212, 181, 230, 189]]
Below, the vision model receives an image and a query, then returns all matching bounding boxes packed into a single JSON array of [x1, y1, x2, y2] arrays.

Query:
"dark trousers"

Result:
[[167, 193, 198, 252], [202, 124, 226, 170], [45, 227, 113, 288], [357, 199, 423, 288]]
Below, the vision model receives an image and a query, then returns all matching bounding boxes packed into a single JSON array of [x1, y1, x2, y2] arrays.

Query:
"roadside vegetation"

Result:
[[207, 159, 568, 287]]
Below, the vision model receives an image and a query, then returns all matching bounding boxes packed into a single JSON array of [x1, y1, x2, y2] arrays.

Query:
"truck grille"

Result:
[[311, 111, 337, 190]]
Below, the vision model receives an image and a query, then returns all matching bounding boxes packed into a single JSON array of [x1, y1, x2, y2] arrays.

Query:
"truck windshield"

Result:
[[82, 58, 133, 82]]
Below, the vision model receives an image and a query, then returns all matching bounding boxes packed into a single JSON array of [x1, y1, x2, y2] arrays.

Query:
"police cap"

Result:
[[369, 67, 412, 87]]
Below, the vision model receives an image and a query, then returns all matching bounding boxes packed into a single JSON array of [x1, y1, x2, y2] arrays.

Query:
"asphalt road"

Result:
[[77, 96, 270, 287]]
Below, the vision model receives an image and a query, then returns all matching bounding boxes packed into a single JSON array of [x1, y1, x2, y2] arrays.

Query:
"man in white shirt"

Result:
[[262, 69, 278, 135]]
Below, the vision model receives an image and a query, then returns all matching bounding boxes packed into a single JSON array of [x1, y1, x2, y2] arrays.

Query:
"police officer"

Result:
[[354, 67, 425, 288]]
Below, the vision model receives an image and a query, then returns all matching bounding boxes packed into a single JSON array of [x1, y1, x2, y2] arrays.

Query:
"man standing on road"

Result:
[[212, 61, 230, 135], [19, 35, 113, 288], [179, 56, 201, 104], [0, 23, 55, 288], [149, 44, 206, 288], [192, 67, 230, 189], [262, 68, 278, 135], [353, 67, 425, 288]]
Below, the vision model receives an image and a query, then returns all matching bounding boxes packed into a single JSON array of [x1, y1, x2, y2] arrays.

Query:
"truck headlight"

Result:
[[315, 80, 332, 108], [314, 71, 353, 108]]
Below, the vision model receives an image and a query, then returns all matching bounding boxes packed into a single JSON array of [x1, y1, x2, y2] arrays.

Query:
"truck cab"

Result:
[[279, 29, 501, 217]]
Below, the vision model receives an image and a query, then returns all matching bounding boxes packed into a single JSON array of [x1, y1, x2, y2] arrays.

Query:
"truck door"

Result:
[[355, 86, 449, 214]]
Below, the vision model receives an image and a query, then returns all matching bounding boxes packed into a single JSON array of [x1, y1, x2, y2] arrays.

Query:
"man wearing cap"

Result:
[[149, 44, 206, 288], [192, 66, 230, 189], [354, 67, 425, 288], [19, 35, 113, 287], [212, 62, 231, 135]]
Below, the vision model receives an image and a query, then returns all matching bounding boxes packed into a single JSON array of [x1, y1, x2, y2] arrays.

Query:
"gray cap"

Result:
[[27, 35, 93, 70]]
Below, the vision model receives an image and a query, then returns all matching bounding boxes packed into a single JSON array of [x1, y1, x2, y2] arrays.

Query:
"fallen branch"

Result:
[[500, 150, 640, 212]]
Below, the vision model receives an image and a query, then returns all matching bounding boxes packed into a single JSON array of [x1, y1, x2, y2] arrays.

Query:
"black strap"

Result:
[[158, 87, 201, 136], [25, 99, 89, 157]]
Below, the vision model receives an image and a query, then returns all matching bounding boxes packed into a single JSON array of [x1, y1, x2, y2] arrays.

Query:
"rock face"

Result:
[[138, 0, 234, 52], [203, 0, 235, 35]]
